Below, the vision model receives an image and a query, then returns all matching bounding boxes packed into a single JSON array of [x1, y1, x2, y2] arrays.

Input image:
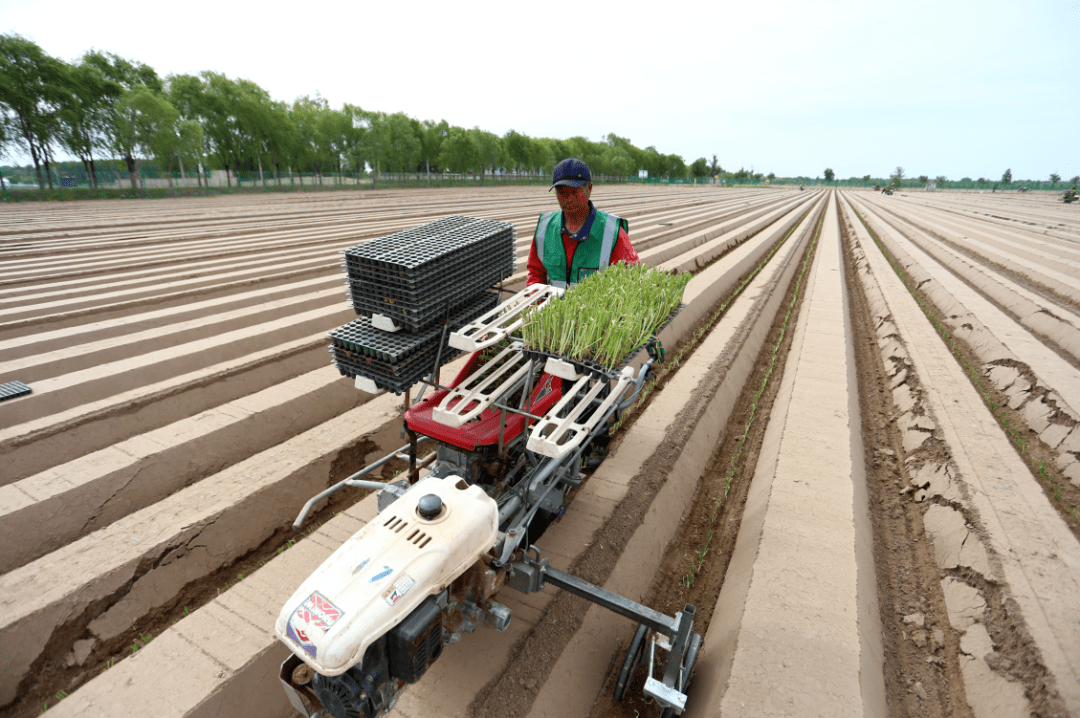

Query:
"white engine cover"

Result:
[[275, 474, 499, 676]]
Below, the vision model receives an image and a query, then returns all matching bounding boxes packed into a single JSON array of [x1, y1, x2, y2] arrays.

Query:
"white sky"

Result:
[[3, 0, 1078, 181]]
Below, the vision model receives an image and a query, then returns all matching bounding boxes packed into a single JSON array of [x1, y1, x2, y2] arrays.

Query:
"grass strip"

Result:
[[681, 204, 826, 588], [848, 202, 1079, 527]]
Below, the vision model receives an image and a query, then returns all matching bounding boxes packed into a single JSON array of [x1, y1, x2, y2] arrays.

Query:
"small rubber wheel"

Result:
[[613, 623, 648, 702]]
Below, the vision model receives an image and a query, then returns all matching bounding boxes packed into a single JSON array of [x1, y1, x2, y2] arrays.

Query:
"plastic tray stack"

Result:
[[330, 291, 499, 395], [343, 216, 516, 332]]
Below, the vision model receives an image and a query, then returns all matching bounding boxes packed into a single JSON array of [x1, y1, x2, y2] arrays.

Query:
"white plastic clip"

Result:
[[371, 314, 402, 332], [354, 376, 382, 394], [449, 284, 564, 352]]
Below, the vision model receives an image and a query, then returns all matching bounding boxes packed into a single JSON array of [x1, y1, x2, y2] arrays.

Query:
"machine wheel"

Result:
[[658, 632, 703, 717], [613, 623, 649, 701]]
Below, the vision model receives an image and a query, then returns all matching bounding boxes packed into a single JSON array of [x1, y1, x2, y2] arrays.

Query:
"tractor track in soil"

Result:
[[842, 196, 1073, 717], [468, 201, 823, 718], [588, 197, 826, 718]]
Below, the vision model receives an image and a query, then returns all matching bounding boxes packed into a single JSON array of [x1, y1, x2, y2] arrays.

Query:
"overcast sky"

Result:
[[3, 0, 1078, 181]]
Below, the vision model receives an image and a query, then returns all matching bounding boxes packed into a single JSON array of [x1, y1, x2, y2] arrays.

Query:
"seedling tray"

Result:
[[344, 216, 514, 271], [330, 291, 499, 394], [0, 381, 32, 402], [342, 216, 515, 331], [520, 305, 683, 380], [331, 291, 498, 364], [348, 259, 515, 332]]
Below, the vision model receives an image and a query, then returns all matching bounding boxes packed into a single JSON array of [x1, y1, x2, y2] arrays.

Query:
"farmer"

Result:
[[526, 158, 639, 287]]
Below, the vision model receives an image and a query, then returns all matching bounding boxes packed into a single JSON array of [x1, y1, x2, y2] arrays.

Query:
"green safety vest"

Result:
[[534, 208, 629, 289]]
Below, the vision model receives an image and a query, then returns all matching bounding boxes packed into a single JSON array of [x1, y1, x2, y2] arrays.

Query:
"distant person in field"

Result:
[[526, 158, 639, 288]]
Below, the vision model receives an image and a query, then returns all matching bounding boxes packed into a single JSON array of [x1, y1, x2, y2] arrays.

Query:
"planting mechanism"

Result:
[[276, 283, 701, 718]]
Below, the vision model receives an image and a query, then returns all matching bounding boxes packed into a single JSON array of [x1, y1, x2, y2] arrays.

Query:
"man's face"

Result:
[[555, 183, 592, 214]]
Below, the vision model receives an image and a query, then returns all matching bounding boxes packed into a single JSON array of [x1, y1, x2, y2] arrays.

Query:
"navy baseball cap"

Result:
[[549, 158, 592, 190]]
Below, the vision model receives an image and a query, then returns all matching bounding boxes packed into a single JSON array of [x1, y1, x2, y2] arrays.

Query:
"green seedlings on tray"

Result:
[[520, 263, 691, 368]]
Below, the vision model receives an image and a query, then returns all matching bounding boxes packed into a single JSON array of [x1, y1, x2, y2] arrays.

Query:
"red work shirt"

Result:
[[526, 223, 640, 286]]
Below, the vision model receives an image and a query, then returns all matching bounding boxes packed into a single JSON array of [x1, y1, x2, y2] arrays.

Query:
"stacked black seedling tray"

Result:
[[0, 381, 32, 402], [343, 216, 516, 332], [330, 291, 499, 394]]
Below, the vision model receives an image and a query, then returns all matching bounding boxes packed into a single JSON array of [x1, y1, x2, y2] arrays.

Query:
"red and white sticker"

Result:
[[295, 591, 344, 630], [384, 574, 415, 606]]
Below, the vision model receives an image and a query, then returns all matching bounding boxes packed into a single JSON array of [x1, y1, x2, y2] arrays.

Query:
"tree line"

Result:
[[0, 33, 703, 192]]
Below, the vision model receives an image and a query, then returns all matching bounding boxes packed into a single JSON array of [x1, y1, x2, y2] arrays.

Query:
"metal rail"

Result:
[[292, 437, 432, 529]]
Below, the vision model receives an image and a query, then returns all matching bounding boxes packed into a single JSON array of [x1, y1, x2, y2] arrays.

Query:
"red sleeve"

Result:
[[526, 238, 548, 285], [609, 226, 639, 266]]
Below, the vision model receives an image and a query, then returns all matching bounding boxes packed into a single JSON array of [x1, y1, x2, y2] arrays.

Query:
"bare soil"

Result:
[[1, 436, 393, 718]]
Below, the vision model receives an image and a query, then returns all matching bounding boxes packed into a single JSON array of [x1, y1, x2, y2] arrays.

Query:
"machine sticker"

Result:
[[294, 591, 344, 630], [384, 574, 415, 606], [369, 565, 394, 583], [285, 620, 317, 659]]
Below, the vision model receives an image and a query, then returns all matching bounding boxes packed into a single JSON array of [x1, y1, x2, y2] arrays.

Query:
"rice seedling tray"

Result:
[[343, 216, 515, 277], [348, 259, 514, 332], [331, 345, 461, 395], [343, 235, 515, 280], [347, 253, 514, 298], [520, 305, 683, 380], [0, 380, 32, 402], [329, 291, 499, 394], [331, 291, 498, 364]]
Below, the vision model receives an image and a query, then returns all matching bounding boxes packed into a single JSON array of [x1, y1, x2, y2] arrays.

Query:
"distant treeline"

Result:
[[0, 33, 726, 193]]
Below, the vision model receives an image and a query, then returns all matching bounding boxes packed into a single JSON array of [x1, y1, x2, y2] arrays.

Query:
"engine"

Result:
[[275, 474, 507, 718], [308, 595, 444, 718]]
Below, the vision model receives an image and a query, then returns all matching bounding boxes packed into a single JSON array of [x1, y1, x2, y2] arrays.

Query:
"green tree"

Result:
[[439, 126, 479, 174], [690, 157, 709, 178], [469, 127, 503, 179], [382, 113, 421, 173], [710, 154, 722, 178], [918, 175, 929, 183], [1001, 168, 1012, 184], [767, 172, 776, 181], [109, 85, 179, 189], [0, 34, 69, 189], [823, 168, 835, 182], [83, 50, 161, 189], [417, 119, 448, 176], [57, 55, 116, 188], [1049, 173, 1060, 186], [504, 129, 530, 175], [601, 145, 634, 177], [530, 137, 556, 175], [890, 166, 905, 188]]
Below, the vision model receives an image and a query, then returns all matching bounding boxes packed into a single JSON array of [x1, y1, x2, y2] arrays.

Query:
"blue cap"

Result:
[[549, 158, 592, 191]]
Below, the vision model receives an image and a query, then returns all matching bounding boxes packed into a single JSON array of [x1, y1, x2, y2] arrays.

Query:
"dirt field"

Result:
[[1, 186, 1078, 718]]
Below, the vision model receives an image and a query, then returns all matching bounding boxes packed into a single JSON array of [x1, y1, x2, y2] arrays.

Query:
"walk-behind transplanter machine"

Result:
[[274, 217, 701, 718]]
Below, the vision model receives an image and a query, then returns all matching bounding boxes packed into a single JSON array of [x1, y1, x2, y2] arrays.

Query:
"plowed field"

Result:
[[1, 186, 1077, 718]]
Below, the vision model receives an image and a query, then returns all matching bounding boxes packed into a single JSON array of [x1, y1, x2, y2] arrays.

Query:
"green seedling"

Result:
[[521, 263, 691, 368]]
